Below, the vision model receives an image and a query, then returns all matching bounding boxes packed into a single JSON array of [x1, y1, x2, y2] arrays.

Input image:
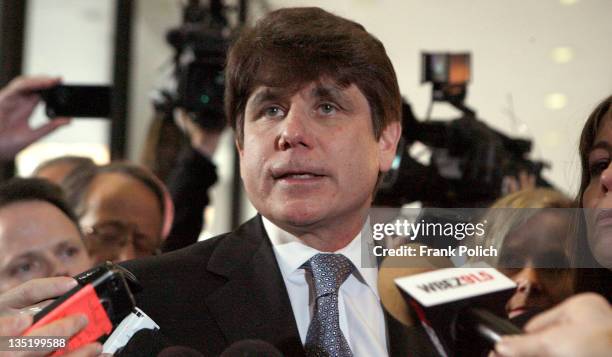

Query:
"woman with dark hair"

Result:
[[491, 97, 612, 356], [573, 95, 612, 299], [62, 162, 173, 264]]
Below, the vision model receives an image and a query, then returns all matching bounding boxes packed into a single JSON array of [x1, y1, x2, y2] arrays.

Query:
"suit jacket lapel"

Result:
[[204, 216, 305, 356]]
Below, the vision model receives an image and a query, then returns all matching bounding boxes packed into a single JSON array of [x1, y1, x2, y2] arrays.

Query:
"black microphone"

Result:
[[220, 339, 284, 357], [115, 329, 206, 357], [114, 328, 172, 357], [378, 244, 522, 357], [158, 346, 205, 357]]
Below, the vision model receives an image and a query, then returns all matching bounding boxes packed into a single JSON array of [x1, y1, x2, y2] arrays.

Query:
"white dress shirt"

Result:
[[262, 217, 389, 357]]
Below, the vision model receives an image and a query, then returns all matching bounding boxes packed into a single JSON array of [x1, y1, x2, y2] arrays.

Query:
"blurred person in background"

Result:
[[469, 188, 575, 319], [142, 106, 220, 252], [32, 155, 96, 184], [0, 178, 92, 293], [62, 162, 172, 263]]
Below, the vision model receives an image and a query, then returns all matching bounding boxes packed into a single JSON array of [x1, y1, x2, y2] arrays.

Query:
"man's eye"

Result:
[[318, 103, 337, 115], [59, 246, 81, 259], [263, 106, 285, 118], [589, 159, 610, 177], [17, 264, 32, 273], [10, 261, 41, 278]]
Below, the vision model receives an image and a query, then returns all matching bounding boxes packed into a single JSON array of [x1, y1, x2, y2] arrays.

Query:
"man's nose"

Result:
[[49, 257, 70, 278], [277, 108, 312, 150]]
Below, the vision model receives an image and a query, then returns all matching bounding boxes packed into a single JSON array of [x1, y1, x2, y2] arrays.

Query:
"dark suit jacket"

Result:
[[163, 146, 218, 252], [122, 216, 435, 356]]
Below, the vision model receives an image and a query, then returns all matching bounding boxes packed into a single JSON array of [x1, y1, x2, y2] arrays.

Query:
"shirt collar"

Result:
[[262, 216, 380, 299]]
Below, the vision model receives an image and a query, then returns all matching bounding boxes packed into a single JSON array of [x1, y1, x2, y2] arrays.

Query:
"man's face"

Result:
[[239, 80, 400, 238], [0, 201, 92, 293], [79, 173, 163, 263]]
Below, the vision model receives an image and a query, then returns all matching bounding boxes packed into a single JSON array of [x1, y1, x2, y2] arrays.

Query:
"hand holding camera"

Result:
[[0, 277, 102, 356], [0, 76, 70, 161]]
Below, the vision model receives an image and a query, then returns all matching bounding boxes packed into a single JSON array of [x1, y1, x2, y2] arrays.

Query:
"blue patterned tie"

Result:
[[304, 253, 354, 357]]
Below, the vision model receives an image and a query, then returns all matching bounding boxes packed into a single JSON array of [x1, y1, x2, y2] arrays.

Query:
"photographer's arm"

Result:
[[174, 111, 222, 158], [162, 112, 219, 252]]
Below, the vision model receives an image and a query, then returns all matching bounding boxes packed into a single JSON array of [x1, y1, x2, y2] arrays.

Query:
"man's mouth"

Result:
[[276, 172, 324, 179], [271, 168, 327, 182]]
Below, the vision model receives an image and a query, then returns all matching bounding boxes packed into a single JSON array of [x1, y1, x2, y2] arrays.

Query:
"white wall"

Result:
[[17, 0, 115, 174], [128, 0, 180, 163]]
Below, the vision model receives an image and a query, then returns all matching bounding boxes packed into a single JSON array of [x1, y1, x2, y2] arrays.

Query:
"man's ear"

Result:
[[378, 121, 401, 173], [235, 137, 244, 158], [234, 115, 245, 157], [234, 137, 246, 181]]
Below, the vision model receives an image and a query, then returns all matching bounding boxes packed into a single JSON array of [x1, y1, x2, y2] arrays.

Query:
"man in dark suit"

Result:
[[122, 7, 431, 356]]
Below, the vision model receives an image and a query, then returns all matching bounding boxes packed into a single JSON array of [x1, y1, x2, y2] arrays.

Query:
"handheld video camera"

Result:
[[159, 0, 234, 131]]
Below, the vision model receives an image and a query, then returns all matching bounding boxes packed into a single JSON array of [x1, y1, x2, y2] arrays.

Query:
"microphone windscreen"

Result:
[[220, 339, 283, 357], [377, 243, 454, 326], [158, 346, 205, 357], [114, 328, 171, 357]]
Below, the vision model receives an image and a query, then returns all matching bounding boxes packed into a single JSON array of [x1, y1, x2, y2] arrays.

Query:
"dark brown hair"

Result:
[[577, 96, 612, 200], [0, 177, 80, 230], [225, 7, 401, 145]]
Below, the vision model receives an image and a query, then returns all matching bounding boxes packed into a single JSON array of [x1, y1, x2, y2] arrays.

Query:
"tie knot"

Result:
[[305, 253, 354, 298]]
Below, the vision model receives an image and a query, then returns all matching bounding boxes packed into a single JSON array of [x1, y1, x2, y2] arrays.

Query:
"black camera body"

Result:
[[39, 84, 111, 118], [377, 100, 552, 207], [163, 0, 232, 131], [28, 262, 138, 351]]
